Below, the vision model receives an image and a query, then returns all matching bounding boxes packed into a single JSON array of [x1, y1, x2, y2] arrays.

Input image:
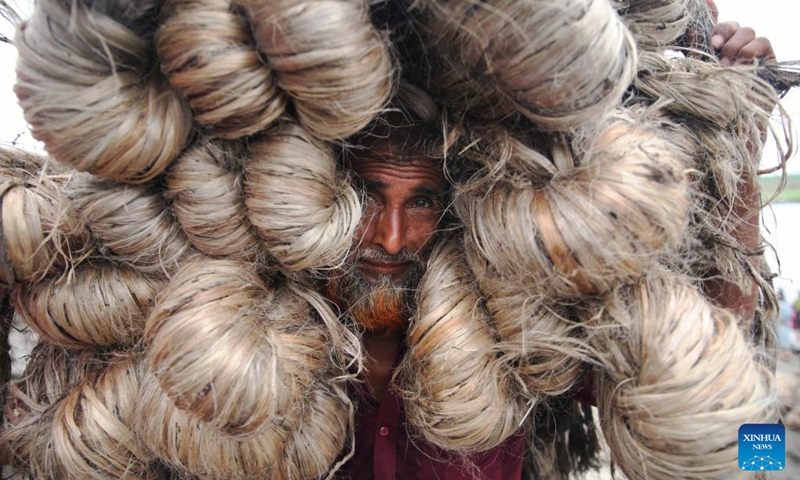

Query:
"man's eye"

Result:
[[411, 198, 433, 209]]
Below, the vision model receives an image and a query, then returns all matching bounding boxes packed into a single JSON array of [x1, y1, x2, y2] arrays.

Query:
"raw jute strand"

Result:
[[157, 0, 285, 138], [166, 139, 264, 260], [457, 116, 690, 298], [412, 0, 636, 128], [244, 123, 361, 272], [240, 0, 394, 140], [14, 263, 165, 349], [588, 271, 776, 480], [396, 238, 523, 453], [14, 0, 192, 182]]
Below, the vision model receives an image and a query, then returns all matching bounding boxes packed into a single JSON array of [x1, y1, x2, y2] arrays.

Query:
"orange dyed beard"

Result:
[[327, 254, 422, 334]]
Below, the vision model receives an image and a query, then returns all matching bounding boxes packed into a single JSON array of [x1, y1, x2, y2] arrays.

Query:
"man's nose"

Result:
[[372, 207, 405, 255]]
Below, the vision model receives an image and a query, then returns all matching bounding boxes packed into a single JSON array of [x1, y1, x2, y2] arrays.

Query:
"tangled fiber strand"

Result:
[[166, 139, 264, 260], [13, 0, 192, 183], [480, 277, 588, 397], [244, 123, 361, 272], [588, 270, 776, 480], [139, 267, 354, 478], [456, 116, 690, 298], [630, 51, 790, 321], [67, 173, 193, 275], [2, 343, 95, 477], [241, 0, 394, 140], [411, 0, 636, 129], [396, 238, 523, 453], [614, 0, 709, 50], [0, 148, 92, 287], [13, 262, 165, 349], [157, 0, 286, 138], [46, 353, 158, 480], [145, 258, 355, 439]]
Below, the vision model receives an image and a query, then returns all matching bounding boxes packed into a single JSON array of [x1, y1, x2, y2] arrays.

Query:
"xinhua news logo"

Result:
[[739, 423, 785, 471]]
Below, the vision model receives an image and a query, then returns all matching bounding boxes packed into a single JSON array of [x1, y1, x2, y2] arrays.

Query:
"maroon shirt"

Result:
[[337, 385, 525, 480]]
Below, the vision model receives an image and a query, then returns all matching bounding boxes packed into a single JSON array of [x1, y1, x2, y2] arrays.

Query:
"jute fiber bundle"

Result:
[[0, 148, 92, 287], [13, 263, 165, 349], [166, 139, 265, 260], [481, 277, 587, 397], [589, 271, 776, 480], [145, 258, 355, 438], [138, 261, 355, 478], [396, 238, 524, 453], [456, 115, 691, 298], [614, 0, 697, 49], [244, 122, 362, 272], [67, 174, 193, 275], [157, 0, 286, 139], [1, 344, 164, 479], [13, 0, 193, 183], [410, 0, 637, 128], [238, 0, 394, 140]]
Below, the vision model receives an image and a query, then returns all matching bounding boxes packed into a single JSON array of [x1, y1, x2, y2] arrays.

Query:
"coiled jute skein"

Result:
[[0, 148, 92, 288], [396, 238, 524, 453], [157, 0, 286, 139], [239, 0, 394, 140], [412, 0, 636, 129], [588, 270, 776, 480], [14, 0, 193, 183], [457, 116, 691, 298], [244, 122, 361, 272]]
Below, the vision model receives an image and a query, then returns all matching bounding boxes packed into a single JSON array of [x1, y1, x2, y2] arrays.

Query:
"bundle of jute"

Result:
[[480, 276, 588, 397], [396, 238, 524, 453], [13, 263, 165, 349], [67, 173, 193, 275], [409, 0, 636, 128], [587, 270, 776, 480], [629, 51, 789, 330], [456, 115, 691, 298], [13, 0, 192, 183], [0, 148, 92, 288], [244, 122, 361, 272], [138, 263, 355, 478], [135, 370, 351, 480], [238, 0, 394, 140], [613, 0, 705, 49], [1, 343, 165, 479], [166, 139, 265, 260], [157, 0, 286, 139], [145, 258, 358, 438]]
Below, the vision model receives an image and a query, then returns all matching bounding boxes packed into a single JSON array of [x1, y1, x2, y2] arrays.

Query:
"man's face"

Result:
[[330, 139, 448, 333]]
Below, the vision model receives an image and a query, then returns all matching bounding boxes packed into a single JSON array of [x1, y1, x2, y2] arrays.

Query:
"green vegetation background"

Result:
[[761, 174, 800, 202]]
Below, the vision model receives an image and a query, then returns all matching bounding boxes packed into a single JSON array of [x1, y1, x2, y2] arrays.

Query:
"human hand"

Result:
[[706, 0, 776, 66]]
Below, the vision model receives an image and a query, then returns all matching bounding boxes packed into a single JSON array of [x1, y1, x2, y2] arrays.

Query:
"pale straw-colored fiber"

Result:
[[0, 150, 92, 287], [157, 0, 286, 138], [68, 174, 193, 275], [240, 0, 394, 140], [457, 116, 690, 298], [412, 0, 636, 128], [244, 123, 361, 271], [587, 270, 776, 480], [14, 263, 164, 349], [166, 139, 264, 260], [614, 0, 694, 49], [13, 0, 192, 183], [145, 258, 354, 438], [397, 238, 523, 453]]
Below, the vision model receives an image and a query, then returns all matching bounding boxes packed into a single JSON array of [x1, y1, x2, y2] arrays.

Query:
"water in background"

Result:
[[763, 202, 800, 302]]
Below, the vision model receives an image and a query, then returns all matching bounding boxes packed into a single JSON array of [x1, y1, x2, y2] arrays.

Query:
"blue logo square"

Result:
[[739, 423, 785, 471]]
